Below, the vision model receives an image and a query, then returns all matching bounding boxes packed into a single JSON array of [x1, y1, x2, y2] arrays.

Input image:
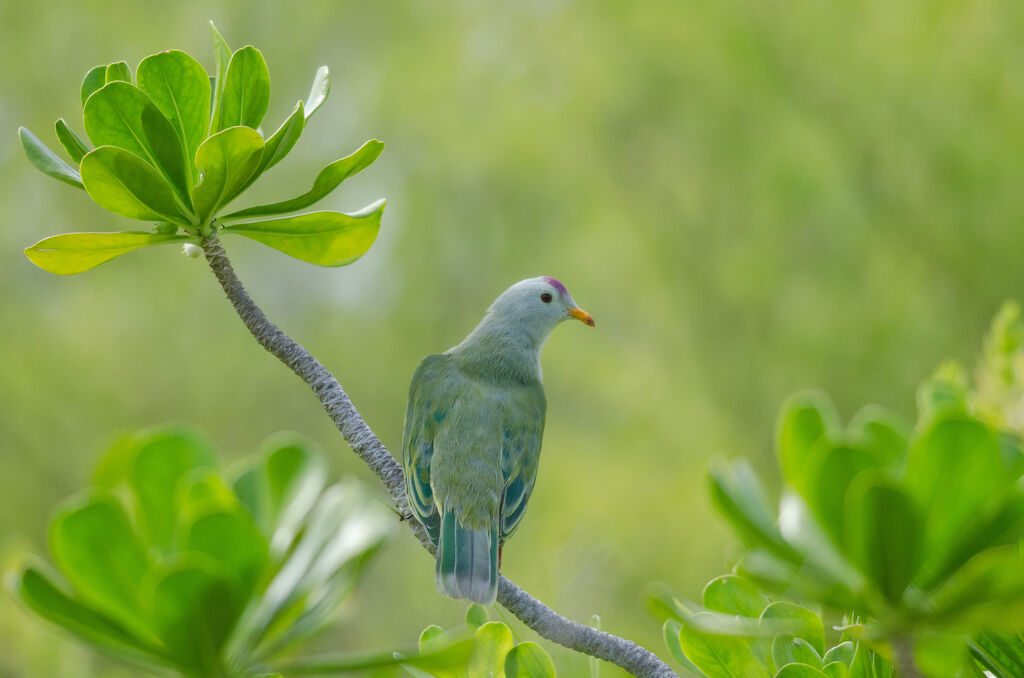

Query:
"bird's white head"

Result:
[[487, 276, 595, 332]]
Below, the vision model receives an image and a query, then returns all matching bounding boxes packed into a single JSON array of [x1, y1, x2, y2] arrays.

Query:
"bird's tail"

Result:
[[435, 509, 499, 605]]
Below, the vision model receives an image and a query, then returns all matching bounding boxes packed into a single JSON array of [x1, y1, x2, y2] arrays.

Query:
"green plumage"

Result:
[[403, 276, 594, 605]]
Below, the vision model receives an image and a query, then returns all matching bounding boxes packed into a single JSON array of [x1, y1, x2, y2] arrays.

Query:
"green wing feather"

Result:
[[499, 383, 546, 542]]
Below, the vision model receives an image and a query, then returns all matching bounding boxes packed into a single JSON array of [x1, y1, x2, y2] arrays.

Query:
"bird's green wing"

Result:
[[499, 382, 546, 542], [402, 353, 460, 544]]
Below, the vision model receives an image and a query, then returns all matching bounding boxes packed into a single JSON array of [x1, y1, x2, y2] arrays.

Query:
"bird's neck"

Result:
[[448, 313, 549, 384]]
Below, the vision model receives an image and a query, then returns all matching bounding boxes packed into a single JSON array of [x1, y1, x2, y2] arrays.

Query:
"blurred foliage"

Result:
[[6, 1, 1024, 677], [10, 427, 393, 677]]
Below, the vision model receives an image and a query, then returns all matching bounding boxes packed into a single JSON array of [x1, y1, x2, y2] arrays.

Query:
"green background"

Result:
[[2, 1, 1022, 676]]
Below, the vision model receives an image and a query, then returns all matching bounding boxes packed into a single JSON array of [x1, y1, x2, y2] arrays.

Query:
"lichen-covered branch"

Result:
[[201, 234, 678, 678]]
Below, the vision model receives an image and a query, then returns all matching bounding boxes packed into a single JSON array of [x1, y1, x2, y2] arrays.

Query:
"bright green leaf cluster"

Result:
[[19, 23, 384, 274], [11, 426, 394, 678]]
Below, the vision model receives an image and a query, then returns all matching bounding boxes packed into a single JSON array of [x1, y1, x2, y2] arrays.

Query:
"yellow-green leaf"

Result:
[[25, 231, 191, 275]]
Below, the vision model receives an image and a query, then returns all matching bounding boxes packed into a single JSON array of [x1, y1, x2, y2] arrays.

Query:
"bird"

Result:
[[402, 276, 595, 604]]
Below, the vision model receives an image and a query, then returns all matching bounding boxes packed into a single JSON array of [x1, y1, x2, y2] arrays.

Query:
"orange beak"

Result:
[[568, 307, 596, 327]]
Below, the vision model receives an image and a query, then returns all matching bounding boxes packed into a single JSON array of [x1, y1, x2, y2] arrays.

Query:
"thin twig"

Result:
[[201, 235, 678, 678]]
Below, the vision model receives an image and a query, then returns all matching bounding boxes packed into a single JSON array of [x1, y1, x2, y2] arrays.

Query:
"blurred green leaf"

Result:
[[707, 458, 797, 563], [186, 509, 268, 598], [776, 391, 838, 491], [844, 476, 920, 602], [504, 642, 556, 678], [223, 138, 384, 219], [105, 61, 131, 83], [55, 119, 90, 163], [760, 603, 824, 656], [702, 574, 769, 618], [223, 203, 384, 267], [466, 603, 489, 630], [664, 619, 708, 676], [81, 65, 107, 104], [24, 231, 190, 275], [216, 45, 270, 131], [930, 545, 1024, 628], [469, 622, 514, 678], [305, 65, 330, 119], [83, 81, 192, 206], [136, 49, 211, 183], [80, 146, 190, 222], [419, 625, 449, 654], [193, 126, 264, 221], [18, 127, 84, 189], [970, 631, 1024, 678], [262, 434, 328, 555], [802, 439, 877, 545], [916, 361, 969, 418], [847, 405, 909, 468], [677, 613, 770, 678]]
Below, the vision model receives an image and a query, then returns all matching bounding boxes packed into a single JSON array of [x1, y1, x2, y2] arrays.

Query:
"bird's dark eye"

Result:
[[540, 292, 553, 303]]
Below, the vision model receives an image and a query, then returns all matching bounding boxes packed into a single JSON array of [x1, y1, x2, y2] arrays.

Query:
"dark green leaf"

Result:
[[760, 602, 824, 656], [504, 642, 556, 678], [776, 391, 838, 491], [216, 45, 270, 131], [223, 139, 384, 219], [105, 61, 131, 83], [845, 476, 920, 602], [49, 491, 151, 635], [702, 574, 768, 618], [81, 65, 107, 105], [223, 203, 384, 267], [80, 146, 189, 222], [136, 49, 211, 183], [83, 81, 192, 207], [19, 127, 84, 189], [305, 65, 329, 119], [192, 126, 264, 221], [24, 231, 190, 275], [55, 119, 90, 163]]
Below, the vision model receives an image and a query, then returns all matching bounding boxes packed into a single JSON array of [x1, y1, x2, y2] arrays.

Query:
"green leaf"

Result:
[[847, 405, 909, 468], [105, 61, 131, 83], [14, 563, 172, 670], [677, 613, 770, 678], [930, 545, 1024, 628], [186, 509, 268, 598], [760, 602, 824, 656], [136, 49, 211, 183], [49, 491, 151, 635], [707, 458, 798, 563], [262, 434, 328, 555], [821, 662, 848, 678], [504, 642, 556, 678], [81, 65, 107, 105], [19, 127, 84, 189], [130, 427, 218, 552], [24, 231, 190, 275], [216, 45, 270, 131], [223, 203, 384, 267], [419, 625, 449, 654], [971, 632, 1024, 678], [223, 138, 384, 219], [775, 665, 828, 678], [466, 603, 490, 630], [802, 438, 878, 545], [147, 557, 242, 674], [255, 100, 305, 176], [469, 622, 514, 678], [702, 574, 769, 618], [844, 476, 920, 602], [663, 620, 709, 676], [55, 119, 90, 163], [776, 391, 838, 491], [823, 642, 854, 667], [209, 22, 231, 132], [83, 81, 192, 207], [305, 65, 330, 119], [192, 126, 264, 221], [80, 146, 190, 222], [772, 636, 822, 671]]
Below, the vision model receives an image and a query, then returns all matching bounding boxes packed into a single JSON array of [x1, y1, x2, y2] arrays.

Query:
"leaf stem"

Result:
[[199, 233, 678, 678]]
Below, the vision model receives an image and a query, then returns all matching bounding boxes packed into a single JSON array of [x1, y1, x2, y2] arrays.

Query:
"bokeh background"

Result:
[[2, 1, 1024, 676]]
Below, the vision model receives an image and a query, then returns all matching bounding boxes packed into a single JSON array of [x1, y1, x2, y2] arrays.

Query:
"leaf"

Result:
[[759, 602, 825, 656], [81, 65, 107, 105], [930, 545, 1024, 628], [702, 574, 769, 618], [254, 100, 305, 176], [136, 49, 211, 183], [49, 491, 151, 635], [105, 61, 131, 83], [822, 642, 855, 667], [55, 119, 90, 163], [469, 622, 514, 678], [262, 434, 328, 556], [14, 563, 173, 670], [192, 126, 264, 221], [844, 476, 920, 602], [223, 138, 384, 219], [24, 231, 190, 275], [707, 458, 798, 563], [83, 81, 192, 206], [776, 391, 838, 491], [663, 620, 709, 676], [772, 636, 822, 671], [419, 625, 449, 654], [847, 405, 910, 468], [216, 45, 270, 131], [775, 665, 828, 678], [80, 146, 189, 222], [821, 662, 848, 678], [223, 203, 384, 267], [209, 22, 231, 129], [504, 642, 556, 678], [677, 614, 770, 678], [971, 632, 1024, 678], [305, 65, 330, 119], [466, 603, 490, 630], [19, 127, 84, 189], [185, 509, 268, 599], [130, 427, 218, 553], [802, 438, 877, 544]]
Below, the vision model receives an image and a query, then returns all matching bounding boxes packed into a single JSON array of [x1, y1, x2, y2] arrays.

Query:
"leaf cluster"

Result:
[[19, 23, 384, 274], [10, 426, 394, 678]]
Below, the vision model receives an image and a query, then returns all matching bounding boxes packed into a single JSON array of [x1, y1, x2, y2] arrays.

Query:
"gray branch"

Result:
[[201, 235, 678, 678]]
